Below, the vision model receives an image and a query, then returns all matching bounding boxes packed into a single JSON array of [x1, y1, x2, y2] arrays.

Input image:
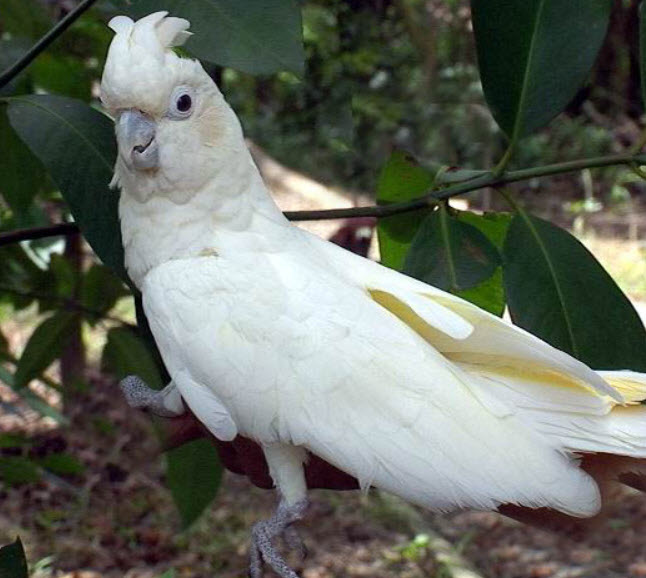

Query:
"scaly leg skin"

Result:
[[119, 375, 185, 418], [249, 498, 308, 578], [250, 444, 309, 578]]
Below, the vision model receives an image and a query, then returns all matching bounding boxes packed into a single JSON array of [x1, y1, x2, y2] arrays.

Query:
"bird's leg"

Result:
[[249, 444, 308, 578], [119, 375, 185, 418]]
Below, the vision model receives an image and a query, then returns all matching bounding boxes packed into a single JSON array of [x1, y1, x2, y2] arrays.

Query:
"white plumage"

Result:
[[101, 12, 646, 576]]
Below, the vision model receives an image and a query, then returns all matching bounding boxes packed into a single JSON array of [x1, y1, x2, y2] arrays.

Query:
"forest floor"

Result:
[[4, 155, 646, 577]]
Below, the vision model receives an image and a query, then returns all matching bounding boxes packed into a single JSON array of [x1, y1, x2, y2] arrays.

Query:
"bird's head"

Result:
[[101, 12, 245, 202]]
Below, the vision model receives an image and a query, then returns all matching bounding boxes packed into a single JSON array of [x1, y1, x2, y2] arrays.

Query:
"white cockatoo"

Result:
[[102, 12, 646, 578]]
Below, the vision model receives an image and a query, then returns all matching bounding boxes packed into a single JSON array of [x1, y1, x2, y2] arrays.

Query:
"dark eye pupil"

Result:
[[177, 94, 192, 112]]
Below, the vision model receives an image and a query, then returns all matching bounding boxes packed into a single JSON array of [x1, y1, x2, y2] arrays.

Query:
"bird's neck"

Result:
[[119, 152, 291, 288]]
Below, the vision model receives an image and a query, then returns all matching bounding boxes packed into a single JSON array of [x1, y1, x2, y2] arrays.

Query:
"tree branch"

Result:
[[0, 0, 100, 89], [1, 152, 645, 245]]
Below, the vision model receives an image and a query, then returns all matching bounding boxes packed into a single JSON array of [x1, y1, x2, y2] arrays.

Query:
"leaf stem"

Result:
[[0, 0, 100, 89], [0, 152, 643, 245]]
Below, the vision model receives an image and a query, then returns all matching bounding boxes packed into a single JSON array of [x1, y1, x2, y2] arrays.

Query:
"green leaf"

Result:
[[472, 0, 611, 140], [81, 264, 129, 323], [7, 95, 125, 279], [114, 0, 305, 76], [17, 388, 69, 425], [376, 151, 435, 270], [0, 457, 41, 485], [0, 105, 45, 215], [38, 453, 84, 476], [31, 54, 92, 101], [165, 438, 222, 529], [0, 38, 30, 96], [14, 311, 78, 388], [503, 212, 646, 370], [1, 0, 52, 39], [403, 205, 501, 293], [453, 212, 511, 316], [0, 537, 28, 578], [102, 327, 163, 390]]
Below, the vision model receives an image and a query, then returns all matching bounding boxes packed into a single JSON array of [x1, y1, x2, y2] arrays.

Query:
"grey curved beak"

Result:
[[116, 109, 159, 170]]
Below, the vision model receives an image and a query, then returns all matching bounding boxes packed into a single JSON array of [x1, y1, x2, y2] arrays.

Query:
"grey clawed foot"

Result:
[[119, 375, 185, 418], [249, 499, 308, 578]]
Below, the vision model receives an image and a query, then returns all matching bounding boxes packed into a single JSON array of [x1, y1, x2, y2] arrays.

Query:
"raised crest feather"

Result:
[[107, 11, 191, 50]]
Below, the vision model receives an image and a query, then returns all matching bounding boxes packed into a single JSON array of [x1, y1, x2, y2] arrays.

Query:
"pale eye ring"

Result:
[[168, 86, 195, 119]]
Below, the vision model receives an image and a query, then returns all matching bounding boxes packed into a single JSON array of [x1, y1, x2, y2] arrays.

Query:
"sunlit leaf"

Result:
[[165, 438, 222, 529], [113, 0, 305, 75], [503, 212, 646, 370], [376, 151, 435, 270], [472, 0, 611, 140]]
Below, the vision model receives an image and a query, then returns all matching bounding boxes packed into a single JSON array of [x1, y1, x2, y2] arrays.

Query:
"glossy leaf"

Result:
[[503, 213, 646, 370], [102, 327, 163, 390], [404, 205, 501, 293], [0, 537, 28, 578], [376, 151, 435, 270], [472, 0, 611, 140], [14, 311, 78, 388], [0, 105, 45, 215], [165, 438, 222, 529], [0, 457, 40, 485], [7, 95, 125, 279], [114, 0, 305, 76]]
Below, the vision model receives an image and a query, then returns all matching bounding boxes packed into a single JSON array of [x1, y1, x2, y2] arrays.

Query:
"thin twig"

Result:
[[0, 0, 100, 89], [0, 223, 80, 246]]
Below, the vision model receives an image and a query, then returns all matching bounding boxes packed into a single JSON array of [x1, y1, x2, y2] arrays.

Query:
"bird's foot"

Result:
[[119, 375, 185, 418], [249, 499, 308, 578]]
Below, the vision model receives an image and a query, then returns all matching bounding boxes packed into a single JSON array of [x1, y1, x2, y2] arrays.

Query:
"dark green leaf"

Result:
[[31, 54, 92, 101], [165, 438, 222, 529], [114, 0, 305, 76], [14, 311, 78, 388], [7, 95, 125, 279], [0, 105, 45, 215], [18, 388, 68, 425], [38, 453, 84, 476], [503, 213, 646, 370], [102, 327, 163, 390], [404, 205, 501, 293], [453, 212, 511, 316], [376, 151, 435, 270], [472, 0, 611, 140], [50, 254, 76, 298], [81, 264, 129, 323], [0, 434, 30, 449], [0, 537, 28, 578], [1, 0, 52, 38], [0, 457, 40, 485], [0, 38, 31, 96]]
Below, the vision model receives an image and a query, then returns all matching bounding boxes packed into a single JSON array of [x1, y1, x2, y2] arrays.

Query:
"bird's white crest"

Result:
[[101, 12, 196, 115]]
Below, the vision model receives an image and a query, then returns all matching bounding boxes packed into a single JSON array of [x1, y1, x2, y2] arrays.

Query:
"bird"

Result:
[[102, 12, 646, 578]]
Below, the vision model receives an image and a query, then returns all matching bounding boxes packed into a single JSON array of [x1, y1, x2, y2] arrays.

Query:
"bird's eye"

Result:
[[176, 93, 192, 112], [168, 86, 195, 119]]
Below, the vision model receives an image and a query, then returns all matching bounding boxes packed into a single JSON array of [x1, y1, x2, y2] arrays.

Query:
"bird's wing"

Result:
[[313, 234, 621, 403], [140, 251, 601, 517]]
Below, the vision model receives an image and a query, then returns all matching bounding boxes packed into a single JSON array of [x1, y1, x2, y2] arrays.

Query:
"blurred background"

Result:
[[3, 1, 646, 577]]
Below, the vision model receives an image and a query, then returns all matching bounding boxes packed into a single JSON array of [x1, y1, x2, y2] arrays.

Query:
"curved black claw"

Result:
[[249, 499, 308, 578], [119, 375, 185, 418]]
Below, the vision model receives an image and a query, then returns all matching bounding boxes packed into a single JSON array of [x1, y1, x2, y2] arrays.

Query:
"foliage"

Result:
[[1, 0, 646, 543], [0, 537, 28, 578]]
